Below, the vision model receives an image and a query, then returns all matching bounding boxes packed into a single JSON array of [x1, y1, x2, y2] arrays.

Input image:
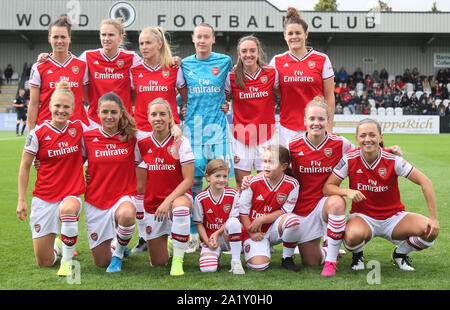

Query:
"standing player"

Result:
[[225, 35, 279, 190], [13, 89, 28, 136], [178, 23, 233, 252], [135, 98, 195, 276], [28, 16, 89, 131], [270, 7, 335, 147], [323, 118, 439, 272], [17, 81, 85, 277], [82, 92, 137, 273], [130, 26, 184, 254], [239, 145, 301, 272], [79, 18, 141, 127], [192, 159, 244, 274]]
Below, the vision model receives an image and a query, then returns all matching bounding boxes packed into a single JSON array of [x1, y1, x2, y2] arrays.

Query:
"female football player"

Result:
[[135, 98, 195, 276], [323, 118, 439, 272], [82, 92, 137, 273], [270, 7, 335, 147], [17, 81, 85, 277]]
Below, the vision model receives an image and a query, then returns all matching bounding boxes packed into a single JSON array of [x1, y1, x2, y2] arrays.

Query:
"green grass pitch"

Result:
[[0, 131, 449, 291]]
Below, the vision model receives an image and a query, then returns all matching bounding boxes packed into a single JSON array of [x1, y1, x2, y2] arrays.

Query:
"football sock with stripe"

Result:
[[325, 214, 346, 263], [281, 215, 301, 259], [396, 236, 434, 255], [114, 224, 136, 259], [60, 214, 78, 263], [171, 206, 191, 259], [225, 217, 243, 261]]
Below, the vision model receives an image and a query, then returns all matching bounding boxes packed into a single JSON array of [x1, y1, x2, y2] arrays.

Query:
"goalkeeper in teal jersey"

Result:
[[177, 24, 233, 252]]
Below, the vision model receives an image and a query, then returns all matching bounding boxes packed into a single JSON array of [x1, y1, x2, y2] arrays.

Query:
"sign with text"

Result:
[[333, 115, 440, 134]]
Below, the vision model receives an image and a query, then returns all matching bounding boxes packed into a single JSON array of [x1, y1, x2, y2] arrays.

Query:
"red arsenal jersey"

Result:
[[135, 132, 195, 213], [82, 128, 137, 209], [226, 66, 279, 145], [332, 148, 414, 220], [130, 64, 181, 131], [289, 132, 355, 216], [193, 187, 239, 238], [24, 120, 85, 202], [79, 48, 141, 124], [239, 174, 299, 236], [29, 54, 89, 126], [270, 48, 334, 131]]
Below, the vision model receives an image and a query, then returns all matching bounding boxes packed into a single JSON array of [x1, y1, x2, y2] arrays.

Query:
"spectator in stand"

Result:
[[372, 70, 380, 84], [400, 93, 410, 109], [445, 103, 450, 116], [402, 68, 413, 84], [444, 68, 449, 84], [383, 88, 394, 108], [4, 64, 13, 84], [437, 101, 446, 116], [379, 68, 388, 81], [419, 98, 429, 115], [353, 67, 364, 84], [428, 100, 437, 115], [347, 92, 359, 114], [395, 77, 404, 92], [411, 67, 420, 83], [341, 90, 351, 107], [419, 92, 429, 105], [375, 90, 384, 109], [347, 76, 355, 91], [410, 98, 420, 115], [430, 76, 438, 96], [415, 76, 423, 92], [363, 74, 373, 91], [336, 67, 348, 84], [423, 77, 431, 94], [437, 69, 446, 84], [440, 83, 449, 100]]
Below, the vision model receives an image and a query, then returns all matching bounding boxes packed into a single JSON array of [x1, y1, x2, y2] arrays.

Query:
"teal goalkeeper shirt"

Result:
[[180, 52, 232, 146]]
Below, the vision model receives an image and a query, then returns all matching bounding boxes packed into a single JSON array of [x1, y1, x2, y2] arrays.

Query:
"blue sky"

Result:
[[268, 0, 450, 11]]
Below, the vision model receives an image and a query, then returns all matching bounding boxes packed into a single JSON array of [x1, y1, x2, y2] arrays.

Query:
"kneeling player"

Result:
[[323, 118, 439, 271], [239, 145, 301, 271]]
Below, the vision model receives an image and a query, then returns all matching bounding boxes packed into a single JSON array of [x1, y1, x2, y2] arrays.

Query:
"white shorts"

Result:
[[348, 211, 409, 245], [85, 195, 136, 249], [278, 124, 305, 148], [243, 215, 284, 262], [231, 135, 275, 172], [143, 211, 172, 241], [29, 196, 82, 239], [199, 234, 230, 256], [297, 196, 328, 244]]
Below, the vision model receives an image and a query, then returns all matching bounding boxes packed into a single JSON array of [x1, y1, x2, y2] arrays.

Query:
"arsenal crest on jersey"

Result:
[[68, 128, 77, 138], [308, 61, 316, 69], [72, 66, 79, 74], [34, 224, 41, 233], [276, 193, 287, 204], [116, 59, 125, 68], [260, 75, 268, 84], [378, 167, 387, 178], [162, 70, 170, 79], [324, 147, 333, 157], [212, 66, 220, 76], [223, 204, 232, 214]]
